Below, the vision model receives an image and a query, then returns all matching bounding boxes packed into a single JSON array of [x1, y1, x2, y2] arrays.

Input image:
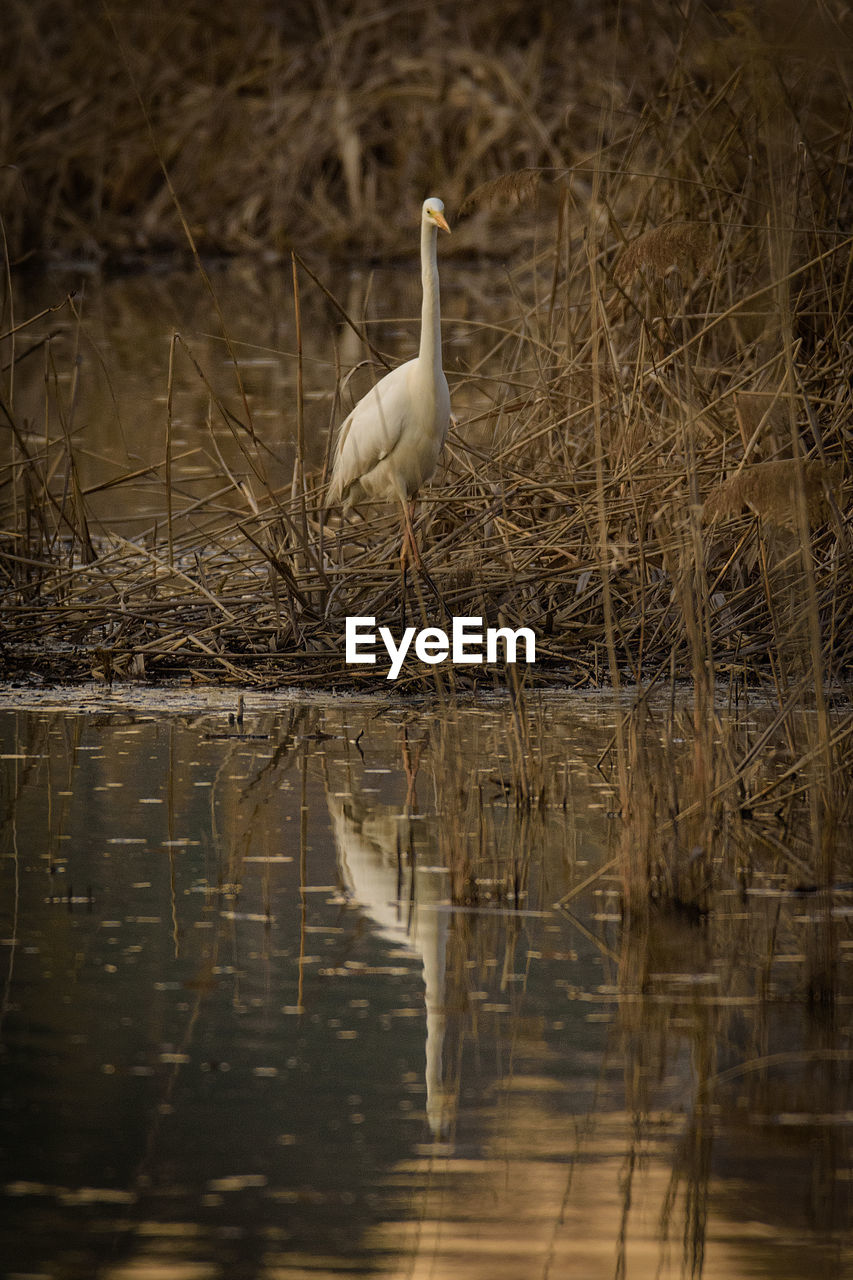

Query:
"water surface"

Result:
[[1, 691, 849, 1279], [6, 259, 500, 533]]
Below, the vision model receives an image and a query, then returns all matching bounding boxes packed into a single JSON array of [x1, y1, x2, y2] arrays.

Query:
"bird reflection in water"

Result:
[[326, 732, 457, 1140]]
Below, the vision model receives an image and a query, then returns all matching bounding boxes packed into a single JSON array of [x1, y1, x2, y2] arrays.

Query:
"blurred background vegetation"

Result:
[[4, 0, 850, 263]]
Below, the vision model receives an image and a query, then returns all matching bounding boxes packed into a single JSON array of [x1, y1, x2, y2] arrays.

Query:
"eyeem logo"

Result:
[[345, 616, 536, 680]]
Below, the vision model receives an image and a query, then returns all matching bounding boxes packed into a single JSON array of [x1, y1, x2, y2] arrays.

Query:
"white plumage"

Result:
[[328, 197, 451, 570]]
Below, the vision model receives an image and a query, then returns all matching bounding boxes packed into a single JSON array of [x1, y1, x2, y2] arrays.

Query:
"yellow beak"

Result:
[[433, 211, 451, 234]]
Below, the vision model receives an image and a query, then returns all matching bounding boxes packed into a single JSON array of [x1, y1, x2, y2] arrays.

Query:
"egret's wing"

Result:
[[328, 363, 411, 505]]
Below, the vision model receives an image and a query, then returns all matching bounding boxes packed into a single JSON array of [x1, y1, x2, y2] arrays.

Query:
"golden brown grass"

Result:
[[703, 458, 843, 527], [3, 11, 852, 1257], [614, 222, 715, 287], [1, 0, 643, 264], [1, 0, 851, 697]]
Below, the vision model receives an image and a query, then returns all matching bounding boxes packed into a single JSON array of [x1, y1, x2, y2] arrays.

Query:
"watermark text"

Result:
[[345, 616, 535, 680]]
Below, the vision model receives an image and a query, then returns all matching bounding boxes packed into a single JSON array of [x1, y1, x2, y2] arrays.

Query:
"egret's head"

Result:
[[423, 197, 451, 234]]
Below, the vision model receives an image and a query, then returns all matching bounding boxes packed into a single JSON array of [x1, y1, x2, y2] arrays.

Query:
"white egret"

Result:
[[327, 197, 451, 581]]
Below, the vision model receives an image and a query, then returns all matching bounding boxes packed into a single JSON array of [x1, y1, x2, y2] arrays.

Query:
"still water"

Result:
[[6, 259, 496, 535], [0, 689, 849, 1279]]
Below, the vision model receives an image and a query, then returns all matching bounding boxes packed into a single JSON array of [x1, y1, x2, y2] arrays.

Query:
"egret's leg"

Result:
[[401, 499, 443, 607], [402, 501, 423, 570], [399, 516, 410, 629]]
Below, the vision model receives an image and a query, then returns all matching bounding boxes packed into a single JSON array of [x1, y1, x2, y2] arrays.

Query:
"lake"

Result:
[[6, 258, 498, 535], [1, 687, 849, 1279]]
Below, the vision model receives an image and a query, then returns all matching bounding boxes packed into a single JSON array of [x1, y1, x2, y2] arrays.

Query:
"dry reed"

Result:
[[1, 0, 851, 700], [3, 5, 852, 1251]]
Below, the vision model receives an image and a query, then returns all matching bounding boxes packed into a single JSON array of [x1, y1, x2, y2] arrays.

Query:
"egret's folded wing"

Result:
[[328, 364, 409, 504]]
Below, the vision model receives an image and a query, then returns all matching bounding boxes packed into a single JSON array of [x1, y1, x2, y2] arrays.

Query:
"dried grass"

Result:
[[614, 222, 715, 287], [2, 3, 851, 1045], [2, 18, 851, 1238], [703, 459, 843, 527], [1, 0, 641, 264], [1, 0, 851, 696]]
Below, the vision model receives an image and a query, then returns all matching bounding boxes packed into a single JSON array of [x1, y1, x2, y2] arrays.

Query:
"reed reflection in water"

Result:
[[0, 693, 849, 1279]]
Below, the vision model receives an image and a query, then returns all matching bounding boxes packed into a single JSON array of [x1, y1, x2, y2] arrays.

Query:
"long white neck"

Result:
[[418, 218, 442, 379]]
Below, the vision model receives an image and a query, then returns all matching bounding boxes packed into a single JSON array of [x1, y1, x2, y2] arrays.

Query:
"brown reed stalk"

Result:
[[165, 332, 177, 569], [1, 3, 850, 718]]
